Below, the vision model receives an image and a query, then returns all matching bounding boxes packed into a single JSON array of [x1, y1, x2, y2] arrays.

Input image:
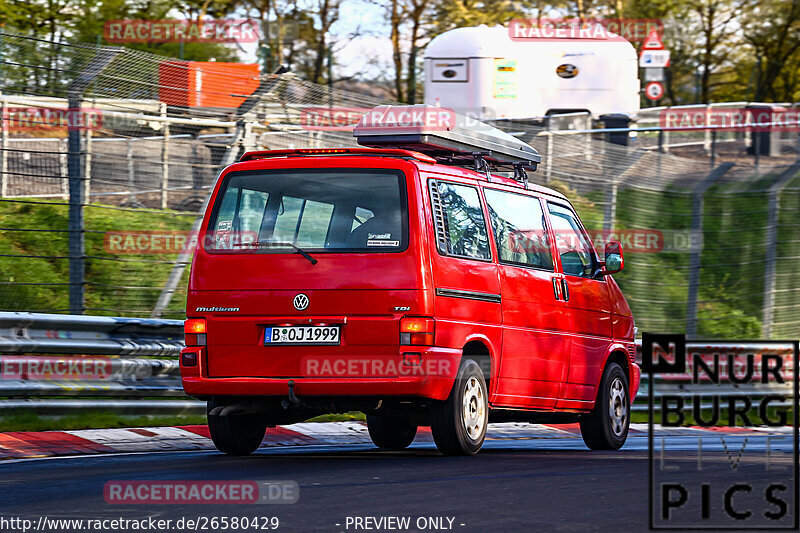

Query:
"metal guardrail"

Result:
[[0, 312, 201, 414], [0, 312, 184, 356], [0, 312, 794, 417]]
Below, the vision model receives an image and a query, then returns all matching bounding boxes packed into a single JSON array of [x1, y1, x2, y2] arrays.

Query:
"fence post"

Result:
[[160, 105, 169, 210], [122, 138, 139, 206], [710, 129, 717, 169], [703, 105, 711, 154], [66, 105, 85, 314], [754, 130, 761, 169], [66, 47, 122, 315], [544, 131, 553, 183], [83, 126, 92, 204], [795, 120, 800, 163], [686, 162, 735, 337], [761, 163, 800, 338], [584, 113, 592, 162], [0, 94, 7, 198], [60, 138, 69, 198], [603, 182, 618, 232]]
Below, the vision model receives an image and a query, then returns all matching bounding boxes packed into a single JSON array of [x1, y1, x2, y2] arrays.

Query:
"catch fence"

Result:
[[0, 31, 799, 340]]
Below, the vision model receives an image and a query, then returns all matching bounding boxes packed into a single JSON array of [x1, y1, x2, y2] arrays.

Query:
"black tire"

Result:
[[207, 402, 267, 456], [579, 362, 630, 450], [366, 414, 418, 450], [429, 358, 488, 456]]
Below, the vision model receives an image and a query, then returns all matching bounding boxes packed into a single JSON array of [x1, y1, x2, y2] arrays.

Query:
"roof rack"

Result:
[[353, 105, 540, 185], [239, 147, 437, 164]]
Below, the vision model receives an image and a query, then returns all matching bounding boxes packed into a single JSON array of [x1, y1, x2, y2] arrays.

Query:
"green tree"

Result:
[[742, 0, 800, 101]]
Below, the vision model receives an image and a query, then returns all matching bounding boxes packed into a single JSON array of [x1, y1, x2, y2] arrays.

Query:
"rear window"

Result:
[[205, 169, 407, 253]]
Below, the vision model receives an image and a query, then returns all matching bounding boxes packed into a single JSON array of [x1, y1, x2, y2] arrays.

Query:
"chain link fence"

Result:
[[0, 31, 799, 339], [0, 31, 378, 319]]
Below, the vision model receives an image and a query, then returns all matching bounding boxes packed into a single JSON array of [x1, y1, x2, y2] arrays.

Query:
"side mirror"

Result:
[[603, 241, 624, 275]]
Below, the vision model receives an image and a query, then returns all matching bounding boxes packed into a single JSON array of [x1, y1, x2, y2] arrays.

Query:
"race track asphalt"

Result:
[[0, 433, 796, 532]]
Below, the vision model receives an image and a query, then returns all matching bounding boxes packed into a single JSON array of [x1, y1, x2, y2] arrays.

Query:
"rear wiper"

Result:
[[234, 240, 318, 265], [276, 241, 318, 265]]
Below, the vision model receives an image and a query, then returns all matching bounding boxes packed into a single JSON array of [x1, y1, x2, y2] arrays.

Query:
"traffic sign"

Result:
[[639, 50, 670, 68], [644, 68, 665, 82], [645, 81, 664, 101], [641, 28, 664, 50]]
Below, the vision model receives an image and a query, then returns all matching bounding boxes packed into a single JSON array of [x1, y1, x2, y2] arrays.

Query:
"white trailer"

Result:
[[423, 25, 640, 121]]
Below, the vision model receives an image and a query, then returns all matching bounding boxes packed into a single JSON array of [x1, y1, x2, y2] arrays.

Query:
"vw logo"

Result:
[[293, 293, 309, 311]]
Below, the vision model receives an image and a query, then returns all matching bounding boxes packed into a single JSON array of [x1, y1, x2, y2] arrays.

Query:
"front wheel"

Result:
[[366, 414, 417, 449], [207, 402, 267, 456], [429, 358, 488, 456], [579, 362, 630, 450]]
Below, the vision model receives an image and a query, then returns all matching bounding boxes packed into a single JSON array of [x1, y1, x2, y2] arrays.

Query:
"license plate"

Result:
[[264, 325, 340, 345]]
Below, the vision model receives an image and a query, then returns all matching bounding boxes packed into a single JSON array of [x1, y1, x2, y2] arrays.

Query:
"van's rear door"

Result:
[[190, 161, 431, 379]]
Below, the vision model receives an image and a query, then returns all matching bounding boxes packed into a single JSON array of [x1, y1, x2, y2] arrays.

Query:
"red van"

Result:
[[180, 107, 639, 456]]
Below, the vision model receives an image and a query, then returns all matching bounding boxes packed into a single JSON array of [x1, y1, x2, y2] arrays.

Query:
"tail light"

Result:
[[400, 317, 435, 346], [184, 318, 207, 346]]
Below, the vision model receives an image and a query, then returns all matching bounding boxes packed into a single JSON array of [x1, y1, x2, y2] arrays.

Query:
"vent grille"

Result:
[[428, 180, 450, 253], [628, 344, 637, 363]]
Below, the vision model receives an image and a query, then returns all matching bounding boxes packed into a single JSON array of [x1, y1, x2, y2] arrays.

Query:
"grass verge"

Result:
[[0, 410, 367, 432]]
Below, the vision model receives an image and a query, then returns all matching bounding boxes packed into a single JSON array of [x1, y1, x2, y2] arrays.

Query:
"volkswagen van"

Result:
[[180, 106, 639, 456]]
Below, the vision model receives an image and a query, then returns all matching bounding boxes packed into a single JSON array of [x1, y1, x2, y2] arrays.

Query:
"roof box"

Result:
[[353, 105, 541, 170]]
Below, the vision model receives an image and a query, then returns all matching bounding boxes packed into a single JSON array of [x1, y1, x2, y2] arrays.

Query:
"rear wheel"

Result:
[[207, 401, 267, 456], [579, 362, 630, 450], [429, 358, 488, 456], [366, 414, 417, 449]]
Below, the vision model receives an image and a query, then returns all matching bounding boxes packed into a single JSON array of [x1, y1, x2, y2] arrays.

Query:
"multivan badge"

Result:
[[195, 306, 239, 312]]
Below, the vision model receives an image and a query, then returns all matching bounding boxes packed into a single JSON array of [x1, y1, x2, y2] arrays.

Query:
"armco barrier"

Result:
[[0, 312, 201, 414], [0, 312, 794, 417], [0, 312, 184, 356]]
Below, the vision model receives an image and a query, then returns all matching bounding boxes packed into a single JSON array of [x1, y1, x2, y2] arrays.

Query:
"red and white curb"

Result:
[[0, 422, 791, 460]]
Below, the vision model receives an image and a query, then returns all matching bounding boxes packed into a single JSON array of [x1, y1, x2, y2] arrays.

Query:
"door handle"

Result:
[[561, 278, 570, 301], [552, 278, 561, 300]]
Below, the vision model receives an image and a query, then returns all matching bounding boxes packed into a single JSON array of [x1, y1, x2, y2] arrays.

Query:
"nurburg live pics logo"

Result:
[[643, 333, 799, 530]]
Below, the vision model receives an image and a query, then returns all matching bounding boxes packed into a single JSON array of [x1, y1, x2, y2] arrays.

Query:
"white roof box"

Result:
[[353, 105, 540, 170]]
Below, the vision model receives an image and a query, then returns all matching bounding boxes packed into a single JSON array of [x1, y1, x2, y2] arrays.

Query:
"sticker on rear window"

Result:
[[367, 239, 400, 247], [216, 220, 232, 246], [368, 232, 392, 240]]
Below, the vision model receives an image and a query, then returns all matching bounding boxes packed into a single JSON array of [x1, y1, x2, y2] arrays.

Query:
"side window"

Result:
[[484, 189, 553, 270], [211, 187, 269, 249], [430, 180, 491, 260], [547, 202, 597, 278]]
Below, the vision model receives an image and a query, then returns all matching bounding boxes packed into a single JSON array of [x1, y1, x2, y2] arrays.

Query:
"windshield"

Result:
[[205, 169, 408, 254]]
